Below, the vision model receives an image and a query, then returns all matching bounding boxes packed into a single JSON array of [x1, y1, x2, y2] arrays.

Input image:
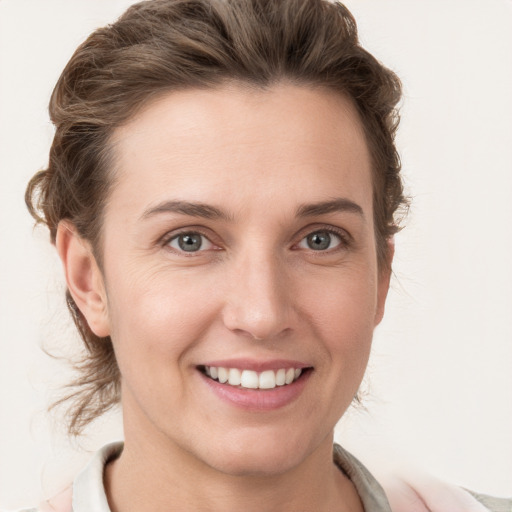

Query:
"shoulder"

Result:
[[466, 490, 512, 512], [3, 509, 38, 512], [382, 472, 512, 512], [5, 485, 73, 512], [43, 485, 73, 512], [333, 444, 512, 512], [4, 441, 122, 512]]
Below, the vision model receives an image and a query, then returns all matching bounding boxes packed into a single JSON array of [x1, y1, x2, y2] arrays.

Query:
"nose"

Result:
[[221, 251, 294, 341]]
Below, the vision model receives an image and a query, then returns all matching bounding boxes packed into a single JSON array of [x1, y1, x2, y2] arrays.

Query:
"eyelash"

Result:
[[294, 227, 351, 253], [161, 225, 351, 255], [162, 229, 218, 255]]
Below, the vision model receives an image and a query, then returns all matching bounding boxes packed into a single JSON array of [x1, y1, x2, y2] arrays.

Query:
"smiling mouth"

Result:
[[199, 365, 310, 390]]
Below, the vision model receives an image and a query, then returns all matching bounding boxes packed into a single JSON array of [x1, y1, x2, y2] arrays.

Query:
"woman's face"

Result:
[[90, 83, 390, 475]]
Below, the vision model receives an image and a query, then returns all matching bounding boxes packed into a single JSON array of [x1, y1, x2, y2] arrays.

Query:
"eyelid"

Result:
[[292, 225, 352, 251], [160, 227, 221, 253], [295, 224, 352, 242], [168, 233, 213, 252]]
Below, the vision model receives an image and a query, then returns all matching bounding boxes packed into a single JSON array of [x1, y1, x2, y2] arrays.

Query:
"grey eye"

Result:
[[298, 230, 341, 251], [169, 233, 212, 252]]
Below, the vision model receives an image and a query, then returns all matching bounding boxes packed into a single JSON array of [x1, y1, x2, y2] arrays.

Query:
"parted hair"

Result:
[[26, 0, 405, 435]]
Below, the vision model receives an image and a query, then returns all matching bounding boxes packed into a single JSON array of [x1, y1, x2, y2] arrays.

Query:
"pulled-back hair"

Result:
[[26, 0, 405, 435]]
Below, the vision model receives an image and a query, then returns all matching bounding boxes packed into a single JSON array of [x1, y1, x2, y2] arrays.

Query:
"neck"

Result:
[[104, 429, 362, 512]]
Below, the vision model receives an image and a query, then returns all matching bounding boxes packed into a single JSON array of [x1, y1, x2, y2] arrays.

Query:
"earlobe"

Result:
[[375, 237, 395, 326], [55, 220, 110, 338]]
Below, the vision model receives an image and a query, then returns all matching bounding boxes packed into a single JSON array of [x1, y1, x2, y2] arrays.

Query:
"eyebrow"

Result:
[[296, 198, 364, 218], [140, 197, 364, 222], [140, 200, 232, 221]]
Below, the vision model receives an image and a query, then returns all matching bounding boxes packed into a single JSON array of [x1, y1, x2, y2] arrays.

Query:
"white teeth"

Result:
[[204, 366, 305, 389], [275, 368, 286, 386], [240, 370, 259, 389], [228, 368, 241, 386], [218, 367, 228, 383], [258, 370, 276, 389]]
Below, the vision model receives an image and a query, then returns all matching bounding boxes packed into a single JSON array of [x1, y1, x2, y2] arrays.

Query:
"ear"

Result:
[[374, 237, 395, 326], [55, 220, 110, 338]]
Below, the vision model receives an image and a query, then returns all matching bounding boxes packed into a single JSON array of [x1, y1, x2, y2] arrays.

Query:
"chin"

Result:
[[195, 427, 322, 477], [208, 450, 301, 478]]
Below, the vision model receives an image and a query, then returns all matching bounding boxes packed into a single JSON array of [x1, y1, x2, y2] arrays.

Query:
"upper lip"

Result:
[[200, 358, 311, 372]]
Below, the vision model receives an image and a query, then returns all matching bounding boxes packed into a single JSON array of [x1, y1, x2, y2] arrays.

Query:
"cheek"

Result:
[[302, 267, 378, 367], [291, 268, 378, 427], [105, 265, 220, 377]]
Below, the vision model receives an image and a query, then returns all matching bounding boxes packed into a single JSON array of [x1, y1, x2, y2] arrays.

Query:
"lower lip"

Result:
[[200, 370, 311, 411]]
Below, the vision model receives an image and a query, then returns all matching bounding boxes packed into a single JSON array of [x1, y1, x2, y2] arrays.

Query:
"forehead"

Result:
[[108, 83, 373, 220]]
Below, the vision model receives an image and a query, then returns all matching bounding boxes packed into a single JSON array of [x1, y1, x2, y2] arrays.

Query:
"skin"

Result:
[[57, 83, 392, 512]]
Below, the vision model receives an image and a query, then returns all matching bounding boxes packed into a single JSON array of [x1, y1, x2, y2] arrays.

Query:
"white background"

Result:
[[1, 0, 511, 508]]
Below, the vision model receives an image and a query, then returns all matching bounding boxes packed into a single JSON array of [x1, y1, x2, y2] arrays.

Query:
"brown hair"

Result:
[[26, 0, 406, 435]]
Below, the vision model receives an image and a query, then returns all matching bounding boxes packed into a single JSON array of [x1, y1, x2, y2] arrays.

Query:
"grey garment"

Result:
[[333, 443, 393, 511], [466, 490, 512, 512]]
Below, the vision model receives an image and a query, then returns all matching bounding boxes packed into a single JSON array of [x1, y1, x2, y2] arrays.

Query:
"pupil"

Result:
[[178, 234, 202, 252], [307, 232, 330, 250]]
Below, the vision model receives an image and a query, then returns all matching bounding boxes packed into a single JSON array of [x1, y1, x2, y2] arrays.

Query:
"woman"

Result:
[[5, 0, 510, 511]]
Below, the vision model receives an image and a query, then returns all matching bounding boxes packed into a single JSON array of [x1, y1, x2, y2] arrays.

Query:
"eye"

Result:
[[297, 230, 343, 251], [167, 232, 214, 253]]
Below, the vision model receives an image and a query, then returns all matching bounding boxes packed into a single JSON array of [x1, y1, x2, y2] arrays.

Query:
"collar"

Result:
[[333, 443, 392, 512], [72, 442, 123, 512]]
